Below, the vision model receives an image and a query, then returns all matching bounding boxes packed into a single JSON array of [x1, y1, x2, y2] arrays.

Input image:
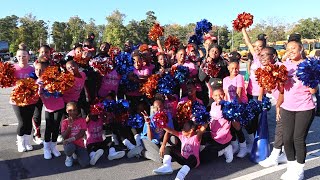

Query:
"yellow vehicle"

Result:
[[301, 39, 315, 56], [274, 41, 287, 59], [238, 44, 249, 58], [309, 39, 320, 57], [267, 42, 275, 47]]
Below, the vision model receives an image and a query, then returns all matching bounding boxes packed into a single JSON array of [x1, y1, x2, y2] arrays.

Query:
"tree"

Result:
[[290, 18, 320, 39], [52, 21, 71, 51], [0, 15, 19, 42], [103, 10, 129, 48], [67, 16, 86, 47], [96, 24, 105, 45], [164, 23, 195, 46], [15, 14, 48, 52], [212, 25, 230, 49]]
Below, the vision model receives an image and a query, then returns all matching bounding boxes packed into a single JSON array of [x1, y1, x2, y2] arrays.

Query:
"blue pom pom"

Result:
[[188, 34, 203, 46], [195, 19, 212, 35], [120, 74, 140, 92], [191, 101, 210, 125], [261, 96, 271, 111], [247, 99, 262, 115], [115, 52, 134, 75], [127, 114, 144, 129], [173, 65, 190, 84], [296, 57, 320, 88], [102, 99, 116, 112], [156, 73, 177, 95], [114, 99, 130, 114]]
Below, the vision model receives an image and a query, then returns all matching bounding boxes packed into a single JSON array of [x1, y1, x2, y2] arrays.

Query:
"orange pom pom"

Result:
[[140, 74, 160, 98], [0, 62, 16, 88], [148, 23, 164, 41], [232, 12, 254, 31], [108, 46, 121, 60], [255, 64, 288, 92], [10, 78, 39, 106], [164, 35, 180, 51], [41, 66, 74, 94], [139, 44, 149, 53], [176, 100, 192, 128]]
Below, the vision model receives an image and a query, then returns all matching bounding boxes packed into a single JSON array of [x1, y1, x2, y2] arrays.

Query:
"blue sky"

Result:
[[1, 0, 319, 28]]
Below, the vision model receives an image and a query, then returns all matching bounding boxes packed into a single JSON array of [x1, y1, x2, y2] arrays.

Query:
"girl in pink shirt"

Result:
[[98, 68, 121, 98], [85, 114, 125, 166], [153, 120, 206, 180], [126, 54, 151, 112], [11, 49, 37, 153], [61, 102, 89, 168], [279, 41, 316, 180], [34, 62, 65, 160], [200, 88, 234, 164], [223, 61, 248, 158], [63, 60, 88, 117]]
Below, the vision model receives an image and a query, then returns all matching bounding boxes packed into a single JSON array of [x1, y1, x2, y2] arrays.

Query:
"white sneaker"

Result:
[[280, 160, 295, 180], [175, 165, 190, 180], [33, 136, 43, 145], [50, 142, 61, 157], [278, 153, 288, 164], [17, 135, 26, 152], [237, 142, 247, 158], [57, 135, 64, 144], [65, 156, 73, 167], [108, 151, 125, 160], [24, 135, 33, 151], [43, 142, 52, 160], [259, 156, 278, 167], [153, 165, 173, 175], [127, 145, 143, 158], [224, 145, 233, 163], [90, 149, 104, 165], [295, 162, 305, 180]]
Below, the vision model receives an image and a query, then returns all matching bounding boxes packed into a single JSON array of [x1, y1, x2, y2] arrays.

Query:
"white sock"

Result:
[[218, 149, 224, 157], [134, 134, 141, 146], [89, 151, 95, 159], [163, 155, 172, 166], [112, 134, 119, 145], [109, 147, 116, 155], [123, 139, 135, 150]]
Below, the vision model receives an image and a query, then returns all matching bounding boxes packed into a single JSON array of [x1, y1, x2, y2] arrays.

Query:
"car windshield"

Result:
[[274, 45, 285, 50], [314, 42, 320, 49], [239, 47, 248, 51], [303, 44, 309, 49]]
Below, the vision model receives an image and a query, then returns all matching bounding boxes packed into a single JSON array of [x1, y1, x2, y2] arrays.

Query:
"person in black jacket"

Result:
[[198, 44, 229, 107]]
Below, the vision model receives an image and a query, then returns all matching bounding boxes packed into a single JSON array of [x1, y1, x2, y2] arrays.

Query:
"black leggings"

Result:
[[245, 94, 259, 135], [165, 146, 197, 169], [200, 132, 230, 163], [231, 126, 246, 143], [273, 117, 284, 149], [86, 139, 112, 154], [281, 108, 315, 164], [44, 109, 64, 142], [13, 104, 36, 136], [32, 99, 43, 137]]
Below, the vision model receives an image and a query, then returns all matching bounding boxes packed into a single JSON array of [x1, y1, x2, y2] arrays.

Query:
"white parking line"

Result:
[[231, 150, 320, 180]]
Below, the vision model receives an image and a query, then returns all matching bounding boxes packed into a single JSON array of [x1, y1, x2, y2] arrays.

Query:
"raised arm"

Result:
[[196, 124, 208, 141], [163, 126, 179, 137], [242, 28, 255, 55], [157, 39, 164, 53]]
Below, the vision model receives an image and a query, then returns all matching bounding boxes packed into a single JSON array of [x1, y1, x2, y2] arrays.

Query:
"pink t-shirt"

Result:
[[210, 103, 232, 144], [247, 54, 261, 96], [179, 96, 203, 105], [63, 72, 86, 103], [281, 60, 315, 111], [98, 69, 121, 98], [223, 74, 248, 103], [10, 64, 38, 105], [126, 66, 151, 96], [183, 61, 198, 77], [178, 132, 200, 167], [86, 118, 104, 145], [13, 64, 34, 79], [61, 117, 87, 147], [37, 80, 65, 112]]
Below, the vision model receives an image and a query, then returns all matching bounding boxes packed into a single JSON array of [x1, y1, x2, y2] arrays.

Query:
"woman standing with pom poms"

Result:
[[279, 41, 317, 180], [10, 49, 39, 152]]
